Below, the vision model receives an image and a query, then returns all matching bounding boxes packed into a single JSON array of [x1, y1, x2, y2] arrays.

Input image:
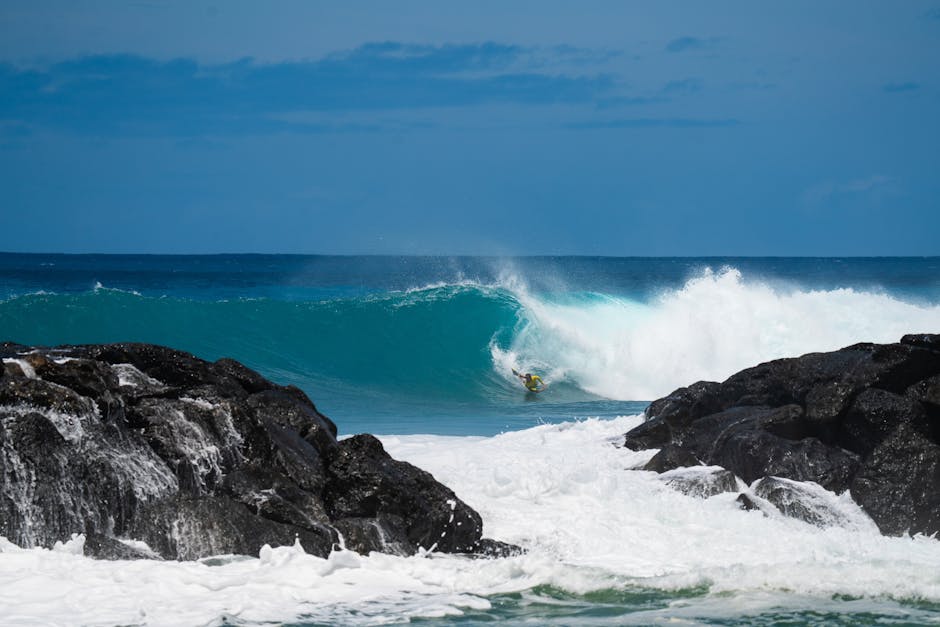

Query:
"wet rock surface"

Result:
[[0, 342, 516, 560], [626, 334, 940, 535], [658, 467, 740, 499]]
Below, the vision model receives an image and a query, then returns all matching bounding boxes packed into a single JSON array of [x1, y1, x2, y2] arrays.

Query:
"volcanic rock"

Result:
[[0, 342, 515, 560], [625, 335, 940, 536], [659, 466, 739, 499], [753, 477, 858, 528]]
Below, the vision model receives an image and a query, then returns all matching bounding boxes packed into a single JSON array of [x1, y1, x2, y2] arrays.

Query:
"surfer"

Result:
[[512, 369, 546, 393]]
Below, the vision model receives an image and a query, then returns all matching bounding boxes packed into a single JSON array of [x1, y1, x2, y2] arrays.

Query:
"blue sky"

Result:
[[1, 1, 938, 255]]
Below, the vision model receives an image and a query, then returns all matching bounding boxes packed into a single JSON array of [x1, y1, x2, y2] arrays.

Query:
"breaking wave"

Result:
[[1, 267, 938, 403]]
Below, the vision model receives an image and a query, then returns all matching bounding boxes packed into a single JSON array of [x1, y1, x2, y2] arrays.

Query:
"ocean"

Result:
[[1, 254, 940, 625]]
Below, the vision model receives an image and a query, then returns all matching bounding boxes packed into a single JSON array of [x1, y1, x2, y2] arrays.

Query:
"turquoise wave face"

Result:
[[4, 257, 939, 434], [0, 285, 523, 401]]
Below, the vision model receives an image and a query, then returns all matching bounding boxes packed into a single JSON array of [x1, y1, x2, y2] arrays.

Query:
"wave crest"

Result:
[[493, 267, 940, 400]]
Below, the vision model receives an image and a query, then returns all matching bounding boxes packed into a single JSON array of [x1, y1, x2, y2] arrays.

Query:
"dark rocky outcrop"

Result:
[[736, 493, 760, 512], [752, 477, 858, 529], [625, 334, 940, 536], [659, 467, 739, 499], [849, 423, 940, 536], [0, 342, 516, 560], [642, 443, 701, 473]]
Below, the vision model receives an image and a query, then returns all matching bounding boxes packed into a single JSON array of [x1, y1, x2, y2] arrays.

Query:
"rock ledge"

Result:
[[0, 342, 517, 559]]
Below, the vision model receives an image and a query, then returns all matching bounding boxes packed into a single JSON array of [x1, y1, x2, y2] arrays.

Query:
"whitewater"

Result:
[[3, 416, 940, 625], [492, 265, 940, 400], [1, 254, 939, 624]]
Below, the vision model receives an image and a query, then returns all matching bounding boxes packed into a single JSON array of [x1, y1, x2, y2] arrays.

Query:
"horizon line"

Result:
[[1, 251, 938, 260]]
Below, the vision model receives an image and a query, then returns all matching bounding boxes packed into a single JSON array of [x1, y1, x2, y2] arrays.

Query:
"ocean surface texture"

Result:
[[1, 254, 940, 625]]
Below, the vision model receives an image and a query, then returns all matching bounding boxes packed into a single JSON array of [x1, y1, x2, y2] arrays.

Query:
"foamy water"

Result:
[[494, 268, 940, 399], [3, 415, 940, 626]]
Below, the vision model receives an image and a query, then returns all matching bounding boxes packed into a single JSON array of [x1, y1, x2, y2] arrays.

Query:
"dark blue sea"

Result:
[[1, 254, 939, 625]]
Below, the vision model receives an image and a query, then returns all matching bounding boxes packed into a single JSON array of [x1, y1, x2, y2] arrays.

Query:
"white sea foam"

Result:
[[2, 358, 37, 379], [113, 362, 166, 389], [493, 267, 940, 399], [383, 416, 940, 597], [2, 415, 940, 625]]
